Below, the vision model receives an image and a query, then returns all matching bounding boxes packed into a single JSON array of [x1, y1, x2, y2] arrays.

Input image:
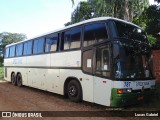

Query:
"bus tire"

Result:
[[11, 72, 16, 85], [67, 80, 82, 102], [16, 73, 23, 87]]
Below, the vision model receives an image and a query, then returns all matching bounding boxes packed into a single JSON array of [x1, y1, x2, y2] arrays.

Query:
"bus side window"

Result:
[[33, 39, 38, 54], [84, 23, 108, 47], [64, 30, 71, 50], [61, 27, 81, 51], [45, 33, 58, 52], [9, 46, 15, 57], [16, 43, 23, 56], [23, 42, 28, 55], [70, 27, 81, 49], [4, 47, 9, 58], [23, 41, 32, 55], [37, 38, 44, 53], [33, 38, 44, 54]]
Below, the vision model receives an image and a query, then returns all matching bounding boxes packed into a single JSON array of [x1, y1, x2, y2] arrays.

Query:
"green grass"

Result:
[[0, 67, 4, 80]]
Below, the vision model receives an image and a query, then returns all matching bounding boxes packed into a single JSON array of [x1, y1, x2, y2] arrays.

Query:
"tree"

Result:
[[133, 4, 160, 48], [145, 5, 160, 37], [0, 32, 26, 51], [71, 1, 92, 24], [66, 0, 149, 26], [0, 32, 26, 65]]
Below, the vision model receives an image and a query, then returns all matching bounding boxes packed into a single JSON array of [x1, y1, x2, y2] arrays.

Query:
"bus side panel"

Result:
[[26, 54, 50, 89], [50, 51, 81, 67], [45, 69, 60, 94], [26, 54, 50, 67], [93, 77, 112, 106]]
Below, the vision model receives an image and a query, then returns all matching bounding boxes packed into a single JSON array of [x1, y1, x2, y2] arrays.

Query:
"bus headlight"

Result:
[[117, 88, 132, 94]]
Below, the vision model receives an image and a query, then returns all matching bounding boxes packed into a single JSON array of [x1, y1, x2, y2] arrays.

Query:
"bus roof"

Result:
[[6, 17, 140, 47]]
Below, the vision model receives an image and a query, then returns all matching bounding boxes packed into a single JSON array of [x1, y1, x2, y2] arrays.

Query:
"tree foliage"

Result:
[[133, 4, 160, 47], [0, 32, 26, 46], [0, 32, 26, 58], [66, 0, 149, 26], [145, 5, 160, 37], [71, 1, 92, 24]]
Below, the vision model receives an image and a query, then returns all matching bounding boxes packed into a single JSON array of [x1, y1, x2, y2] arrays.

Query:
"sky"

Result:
[[0, 0, 157, 39]]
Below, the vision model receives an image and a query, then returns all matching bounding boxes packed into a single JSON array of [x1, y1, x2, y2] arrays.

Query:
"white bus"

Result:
[[4, 17, 155, 107]]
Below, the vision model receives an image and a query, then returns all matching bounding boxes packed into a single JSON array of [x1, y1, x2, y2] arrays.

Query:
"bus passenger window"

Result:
[[70, 28, 81, 49], [64, 31, 71, 50], [16, 43, 23, 56], [84, 23, 108, 47], [23, 41, 32, 55], [4, 47, 9, 58], [9, 46, 15, 57], [45, 33, 58, 52], [33, 39, 38, 54], [37, 38, 44, 53], [61, 27, 81, 50], [33, 38, 44, 54]]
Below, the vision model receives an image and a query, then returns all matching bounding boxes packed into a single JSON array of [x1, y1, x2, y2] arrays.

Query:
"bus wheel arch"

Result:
[[64, 77, 83, 102], [16, 72, 23, 87], [11, 72, 16, 85]]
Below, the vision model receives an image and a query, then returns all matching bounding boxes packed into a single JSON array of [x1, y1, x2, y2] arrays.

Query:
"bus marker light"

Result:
[[117, 89, 123, 94]]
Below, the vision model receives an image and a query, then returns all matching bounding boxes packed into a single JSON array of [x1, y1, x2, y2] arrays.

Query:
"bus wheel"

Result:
[[67, 80, 82, 102], [16, 73, 23, 87], [11, 73, 16, 85]]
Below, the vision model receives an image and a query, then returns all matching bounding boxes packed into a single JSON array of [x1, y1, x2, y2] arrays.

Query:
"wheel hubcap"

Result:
[[69, 86, 77, 96]]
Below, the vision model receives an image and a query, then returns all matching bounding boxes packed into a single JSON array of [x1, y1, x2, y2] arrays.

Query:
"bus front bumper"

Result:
[[110, 88, 155, 107]]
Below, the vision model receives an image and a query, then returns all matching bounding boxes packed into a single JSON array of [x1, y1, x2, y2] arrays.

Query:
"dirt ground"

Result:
[[0, 80, 159, 120]]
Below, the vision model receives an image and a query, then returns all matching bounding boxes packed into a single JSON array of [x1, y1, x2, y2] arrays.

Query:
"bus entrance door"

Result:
[[93, 45, 112, 106]]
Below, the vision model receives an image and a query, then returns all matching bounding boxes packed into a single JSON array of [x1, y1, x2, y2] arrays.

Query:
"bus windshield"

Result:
[[114, 41, 154, 80], [114, 21, 149, 44]]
